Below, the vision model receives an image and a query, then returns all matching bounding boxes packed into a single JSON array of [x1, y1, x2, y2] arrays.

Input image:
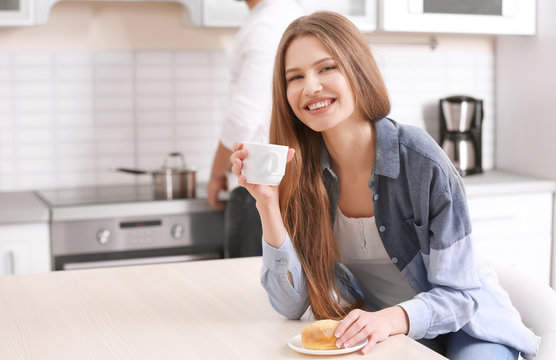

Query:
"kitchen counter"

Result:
[[462, 170, 556, 196], [0, 257, 446, 360], [1, 171, 553, 224], [0, 191, 49, 224]]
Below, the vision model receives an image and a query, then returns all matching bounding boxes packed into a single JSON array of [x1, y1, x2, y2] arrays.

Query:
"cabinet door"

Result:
[[467, 192, 552, 284], [300, 0, 377, 32], [0, 223, 50, 275], [380, 0, 536, 35], [0, 0, 34, 26], [202, 0, 248, 27]]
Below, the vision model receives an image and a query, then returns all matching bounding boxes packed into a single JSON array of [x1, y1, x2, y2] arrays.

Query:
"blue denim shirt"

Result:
[[260, 118, 539, 359]]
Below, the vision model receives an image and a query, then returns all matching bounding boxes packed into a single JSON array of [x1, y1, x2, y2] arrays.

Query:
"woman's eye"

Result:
[[321, 66, 336, 72], [287, 75, 302, 82]]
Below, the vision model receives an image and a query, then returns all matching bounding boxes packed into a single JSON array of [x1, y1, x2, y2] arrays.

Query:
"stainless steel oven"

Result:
[[36, 184, 225, 271]]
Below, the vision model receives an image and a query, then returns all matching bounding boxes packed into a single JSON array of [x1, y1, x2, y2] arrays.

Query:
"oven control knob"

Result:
[[96, 229, 111, 245], [171, 224, 183, 239]]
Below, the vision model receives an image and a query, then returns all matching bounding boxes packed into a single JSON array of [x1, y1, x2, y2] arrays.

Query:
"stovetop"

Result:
[[37, 184, 159, 207], [34, 183, 219, 222]]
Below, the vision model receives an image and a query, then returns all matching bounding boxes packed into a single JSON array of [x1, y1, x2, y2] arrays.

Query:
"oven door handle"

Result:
[[62, 253, 219, 271], [6, 251, 15, 274]]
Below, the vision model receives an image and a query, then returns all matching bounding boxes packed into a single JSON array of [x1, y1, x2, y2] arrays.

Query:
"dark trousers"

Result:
[[224, 187, 263, 258]]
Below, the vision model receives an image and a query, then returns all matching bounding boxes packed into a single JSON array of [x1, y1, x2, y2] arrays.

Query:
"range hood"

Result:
[[36, 0, 202, 26]]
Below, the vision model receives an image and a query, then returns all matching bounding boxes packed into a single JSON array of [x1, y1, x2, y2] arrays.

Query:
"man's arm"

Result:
[[207, 142, 232, 210]]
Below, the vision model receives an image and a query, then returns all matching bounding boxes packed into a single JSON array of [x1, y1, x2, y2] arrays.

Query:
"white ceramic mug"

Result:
[[241, 142, 288, 186]]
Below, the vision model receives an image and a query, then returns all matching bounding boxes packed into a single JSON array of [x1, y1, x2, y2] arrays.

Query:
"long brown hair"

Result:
[[269, 11, 390, 320]]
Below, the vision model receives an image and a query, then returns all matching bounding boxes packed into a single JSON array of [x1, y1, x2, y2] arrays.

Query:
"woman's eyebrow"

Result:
[[285, 57, 335, 75]]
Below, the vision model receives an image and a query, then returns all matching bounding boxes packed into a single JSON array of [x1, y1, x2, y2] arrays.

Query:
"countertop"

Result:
[[462, 170, 556, 197], [1, 170, 554, 225], [0, 191, 49, 224], [0, 257, 446, 360]]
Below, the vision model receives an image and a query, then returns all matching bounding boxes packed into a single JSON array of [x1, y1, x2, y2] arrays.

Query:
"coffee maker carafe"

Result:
[[439, 95, 483, 176]]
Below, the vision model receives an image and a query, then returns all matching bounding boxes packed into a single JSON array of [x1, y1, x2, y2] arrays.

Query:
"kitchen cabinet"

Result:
[[197, 0, 377, 31], [300, 0, 377, 33], [201, 0, 248, 27], [0, 0, 203, 27], [380, 0, 536, 35], [0, 0, 33, 26], [466, 191, 553, 285], [0, 223, 50, 275]]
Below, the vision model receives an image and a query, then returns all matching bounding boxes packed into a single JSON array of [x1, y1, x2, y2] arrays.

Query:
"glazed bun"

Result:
[[301, 319, 340, 350]]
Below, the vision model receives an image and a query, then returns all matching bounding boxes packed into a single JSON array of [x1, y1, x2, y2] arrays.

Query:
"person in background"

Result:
[[207, 0, 303, 258], [229, 11, 539, 360]]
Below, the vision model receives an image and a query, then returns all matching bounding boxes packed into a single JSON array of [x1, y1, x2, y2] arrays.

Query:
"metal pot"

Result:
[[115, 153, 196, 200]]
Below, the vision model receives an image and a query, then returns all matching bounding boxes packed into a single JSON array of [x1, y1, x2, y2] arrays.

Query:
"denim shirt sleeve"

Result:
[[260, 231, 310, 319], [397, 167, 482, 339]]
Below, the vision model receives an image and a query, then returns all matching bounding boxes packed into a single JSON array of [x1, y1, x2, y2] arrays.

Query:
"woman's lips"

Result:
[[305, 99, 335, 113]]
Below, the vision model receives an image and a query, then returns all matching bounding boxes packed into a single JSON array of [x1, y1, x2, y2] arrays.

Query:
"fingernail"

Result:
[[344, 342, 349, 348], [336, 341, 341, 348]]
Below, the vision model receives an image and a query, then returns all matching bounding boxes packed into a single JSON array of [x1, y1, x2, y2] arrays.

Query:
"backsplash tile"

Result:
[[0, 42, 494, 191]]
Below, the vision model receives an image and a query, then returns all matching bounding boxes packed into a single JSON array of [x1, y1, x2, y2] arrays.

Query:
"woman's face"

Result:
[[284, 35, 356, 133]]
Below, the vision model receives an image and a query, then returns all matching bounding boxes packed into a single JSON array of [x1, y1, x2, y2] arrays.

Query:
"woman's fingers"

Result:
[[361, 335, 379, 355], [230, 157, 242, 177], [335, 309, 360, 339], [286, 148, 295, 163], [335, 310, 361, 348], [336, 320, 366, 348], [340, 325, 369, 349], [231, 142, 244, 152]]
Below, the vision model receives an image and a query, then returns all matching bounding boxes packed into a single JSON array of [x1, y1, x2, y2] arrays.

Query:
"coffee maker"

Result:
[[439, 95, 483, 176]]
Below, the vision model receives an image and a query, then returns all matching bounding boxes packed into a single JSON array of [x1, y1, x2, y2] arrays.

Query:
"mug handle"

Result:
[[264, 153, 279, 174]]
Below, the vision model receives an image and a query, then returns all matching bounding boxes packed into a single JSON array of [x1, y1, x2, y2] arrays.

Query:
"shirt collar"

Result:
[[320, 117, 400, 179]]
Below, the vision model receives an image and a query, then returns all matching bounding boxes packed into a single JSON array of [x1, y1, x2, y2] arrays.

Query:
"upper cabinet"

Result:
[[199, 0, 377, 31], [200, 0, 248, 27], [380, 0, 536, 35], [0, 0, 34, 26], [300, 0, 377, 33], [0, 0, 204, 27], [0, 0, 536, 36]]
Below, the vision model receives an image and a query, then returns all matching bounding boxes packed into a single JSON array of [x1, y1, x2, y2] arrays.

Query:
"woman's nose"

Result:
[[302, 75, 323, 96]]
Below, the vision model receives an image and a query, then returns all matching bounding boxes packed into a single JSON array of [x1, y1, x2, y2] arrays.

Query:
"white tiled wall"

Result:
[[374, 45, 495, 170], [0, 42, 494, 191]]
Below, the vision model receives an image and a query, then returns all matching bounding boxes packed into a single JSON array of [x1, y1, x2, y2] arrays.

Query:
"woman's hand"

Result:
[[230, 142, 296, 249], [334, 306, 409, 354], [229, 142, 295, 206]]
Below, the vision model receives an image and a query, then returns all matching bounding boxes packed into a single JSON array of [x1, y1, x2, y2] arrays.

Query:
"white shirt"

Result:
[[220, 0, 304, 150], [333, 206, 416, 310]]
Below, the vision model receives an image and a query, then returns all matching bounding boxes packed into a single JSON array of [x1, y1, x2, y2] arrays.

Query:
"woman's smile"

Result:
[[305, 98, 336, 113]]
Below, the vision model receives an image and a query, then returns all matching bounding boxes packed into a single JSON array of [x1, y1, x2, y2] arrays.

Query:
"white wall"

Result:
[[496, 0, 556, 176], [0, 1, 496, 191], [495, 0, 556, 288]]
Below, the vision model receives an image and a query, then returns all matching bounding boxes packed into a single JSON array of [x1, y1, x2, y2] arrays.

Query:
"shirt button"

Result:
[[392, 257, 398, 264], [379, 225, 386, 232], [373, 194, 379, 201]]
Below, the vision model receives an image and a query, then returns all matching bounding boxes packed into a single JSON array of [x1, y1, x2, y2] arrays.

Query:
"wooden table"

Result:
[[0, 257, 447, 359]]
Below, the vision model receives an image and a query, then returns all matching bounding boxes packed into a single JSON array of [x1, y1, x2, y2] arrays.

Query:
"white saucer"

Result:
[[288, 334, 368, 355]]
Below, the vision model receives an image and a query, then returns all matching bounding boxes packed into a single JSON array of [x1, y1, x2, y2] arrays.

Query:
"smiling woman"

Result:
[[228, 10, 540, 360]]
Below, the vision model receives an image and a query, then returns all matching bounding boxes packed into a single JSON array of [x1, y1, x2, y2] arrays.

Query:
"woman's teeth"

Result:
[[307, 99, 332, 111]]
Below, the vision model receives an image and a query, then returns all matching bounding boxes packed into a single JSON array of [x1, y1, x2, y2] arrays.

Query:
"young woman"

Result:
[[230, 11, 539, 360]]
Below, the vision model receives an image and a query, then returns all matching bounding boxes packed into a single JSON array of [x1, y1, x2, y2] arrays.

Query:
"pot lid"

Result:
[[158, 152, 196, 173]]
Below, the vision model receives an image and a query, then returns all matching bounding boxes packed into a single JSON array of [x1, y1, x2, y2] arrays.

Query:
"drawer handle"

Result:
[[7, 251, 15, 274]]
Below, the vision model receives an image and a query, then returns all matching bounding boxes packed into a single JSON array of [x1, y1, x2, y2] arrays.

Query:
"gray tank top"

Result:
[[333, 206, 417, 310]]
